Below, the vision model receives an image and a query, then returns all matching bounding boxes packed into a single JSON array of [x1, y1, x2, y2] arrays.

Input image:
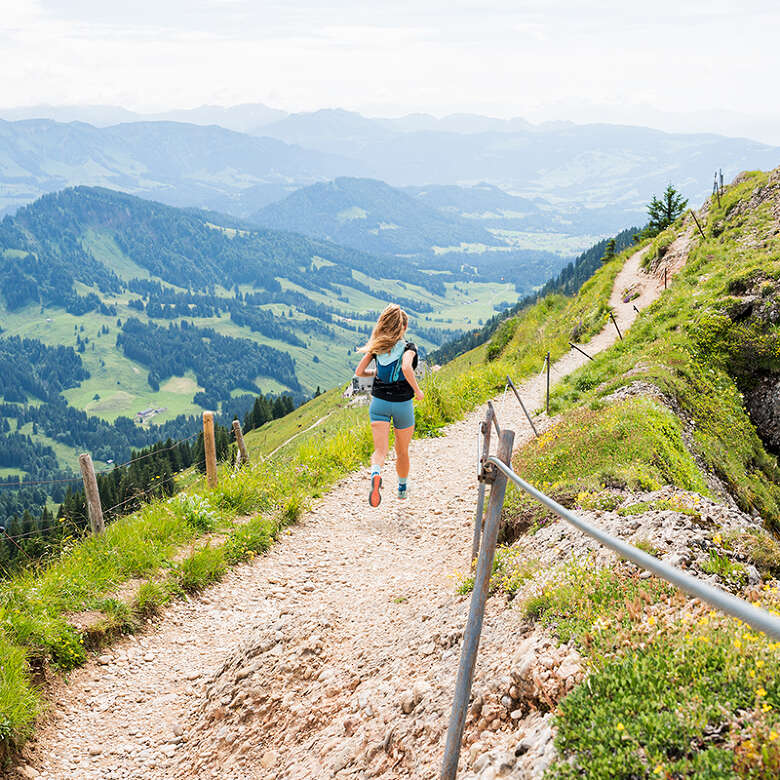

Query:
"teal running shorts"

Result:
[[369, 397, 415, 430]]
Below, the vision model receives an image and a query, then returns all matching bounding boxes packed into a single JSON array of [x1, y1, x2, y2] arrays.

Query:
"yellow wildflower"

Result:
[[770, 730, 778, 741], [616, 722, 625, 732], [756, 687, 767, 698]]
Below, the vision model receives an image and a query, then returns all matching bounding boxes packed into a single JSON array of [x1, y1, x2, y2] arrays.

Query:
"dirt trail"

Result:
[[14, 243, 672, 780]]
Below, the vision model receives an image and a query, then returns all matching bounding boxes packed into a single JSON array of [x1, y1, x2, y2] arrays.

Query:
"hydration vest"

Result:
[[371, 341, 418, 402]]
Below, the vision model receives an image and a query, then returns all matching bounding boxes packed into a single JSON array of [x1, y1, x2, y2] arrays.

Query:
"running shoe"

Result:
[[369, 474, 383, 507], [397, 482, 408, 500]]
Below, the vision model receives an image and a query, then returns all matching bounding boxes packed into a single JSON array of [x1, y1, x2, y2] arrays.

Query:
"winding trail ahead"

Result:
[[14, 240, 678, 780]]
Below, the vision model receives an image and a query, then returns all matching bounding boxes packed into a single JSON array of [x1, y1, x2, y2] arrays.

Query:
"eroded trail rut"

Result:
[[16, 244, 672, 780]]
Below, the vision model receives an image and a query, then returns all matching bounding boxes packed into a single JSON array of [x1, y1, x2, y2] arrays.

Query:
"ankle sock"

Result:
[[370, 464, 381, 477], [398, 477, 407, 489]]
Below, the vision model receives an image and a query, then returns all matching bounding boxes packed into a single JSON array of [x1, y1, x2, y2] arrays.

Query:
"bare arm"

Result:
[[355, 353, 375, 377], [402, 350, 424, 401]]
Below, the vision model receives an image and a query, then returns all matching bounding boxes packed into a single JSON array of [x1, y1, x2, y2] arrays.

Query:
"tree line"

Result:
[[0, 389, 297, 573]]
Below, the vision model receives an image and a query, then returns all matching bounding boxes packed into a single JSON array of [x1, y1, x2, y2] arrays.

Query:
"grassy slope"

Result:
[[489, 170, 780, 777]]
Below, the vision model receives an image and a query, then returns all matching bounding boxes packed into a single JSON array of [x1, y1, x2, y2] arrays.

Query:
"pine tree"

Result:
[[643, 184, 688, 238], [600, 238, 617, 263]]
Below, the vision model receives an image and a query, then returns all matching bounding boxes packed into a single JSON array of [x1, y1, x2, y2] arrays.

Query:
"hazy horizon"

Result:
[[3, 1, 780, 144]]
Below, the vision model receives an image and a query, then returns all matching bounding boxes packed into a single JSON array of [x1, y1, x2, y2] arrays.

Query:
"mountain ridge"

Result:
[[3, 113, 779, 236]]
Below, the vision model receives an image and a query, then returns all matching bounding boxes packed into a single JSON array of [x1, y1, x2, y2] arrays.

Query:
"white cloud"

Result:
[[0, 0, 778, 142]]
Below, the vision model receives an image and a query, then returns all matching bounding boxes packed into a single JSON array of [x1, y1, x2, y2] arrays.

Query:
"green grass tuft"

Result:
[[173, 546, 227, 594]]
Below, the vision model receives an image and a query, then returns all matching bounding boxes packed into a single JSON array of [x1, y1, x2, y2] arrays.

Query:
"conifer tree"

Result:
[[643, 184, 688, 238], [600, 238, 617, 263]]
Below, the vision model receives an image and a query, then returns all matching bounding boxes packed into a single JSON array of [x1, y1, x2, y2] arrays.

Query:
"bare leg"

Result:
[[394, 425, 414, 479], [371, 421, 391, 468]]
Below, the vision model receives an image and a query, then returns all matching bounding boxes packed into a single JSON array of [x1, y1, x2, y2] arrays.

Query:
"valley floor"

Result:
[[12, 244, 670, 780]]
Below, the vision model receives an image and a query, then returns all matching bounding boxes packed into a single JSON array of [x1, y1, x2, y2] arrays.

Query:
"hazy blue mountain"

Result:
[[0, 119, 360, 216], [257, 109, 398, 156], [0, 104, 141, 126], [4, 107, 777, 241], [0, 103, 287, 133], [251, 177, 504, 257], [257, 109, 780, 216], [404, 183, 644, 234]]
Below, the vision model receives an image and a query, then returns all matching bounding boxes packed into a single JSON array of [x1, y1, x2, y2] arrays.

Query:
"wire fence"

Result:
[[0, 430, 203, 493], [0, 431, 201, 490]]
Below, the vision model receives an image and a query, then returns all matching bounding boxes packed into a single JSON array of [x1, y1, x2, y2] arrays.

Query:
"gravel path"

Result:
[[13, 244, 667, 780]]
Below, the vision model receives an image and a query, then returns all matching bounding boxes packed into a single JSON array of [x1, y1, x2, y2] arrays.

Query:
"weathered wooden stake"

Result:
[[664, 267, 668, 289], [203, 411, 218, 488], [690, 209, 706, 239], [78, 453, 104, 535], [232, 419, 249, 467], [441, 428, 515, 780], [610, 312, 623, 340]]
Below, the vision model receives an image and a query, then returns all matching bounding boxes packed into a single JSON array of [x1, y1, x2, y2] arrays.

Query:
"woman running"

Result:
[[355, 304, 424, 507]]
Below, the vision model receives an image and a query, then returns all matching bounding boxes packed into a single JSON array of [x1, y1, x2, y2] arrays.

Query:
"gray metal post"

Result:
[[441, 428, 515, 780], [470, 409, 493, 564], [506, 376, 538, 437], [545, 351, 550, 415]]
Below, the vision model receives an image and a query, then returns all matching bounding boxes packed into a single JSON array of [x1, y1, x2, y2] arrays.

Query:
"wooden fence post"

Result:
[[232, 419, 249, 467], [690, 209, 706, 239], [203, 412, 218, 488], [78, 453, 104, 535]]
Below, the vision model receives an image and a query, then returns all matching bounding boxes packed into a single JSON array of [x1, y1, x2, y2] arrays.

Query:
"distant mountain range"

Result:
[[0, 119, 359, 217], [254, 109, 780, 210], [3, 106, 779, 236]]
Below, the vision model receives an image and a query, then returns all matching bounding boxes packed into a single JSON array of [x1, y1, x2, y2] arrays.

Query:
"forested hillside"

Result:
[[0, 186, 537, 479], [251, 177, 566, 285]]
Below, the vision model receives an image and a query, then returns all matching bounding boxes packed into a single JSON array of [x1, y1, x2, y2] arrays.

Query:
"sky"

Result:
[[2, 0, 779, 142]]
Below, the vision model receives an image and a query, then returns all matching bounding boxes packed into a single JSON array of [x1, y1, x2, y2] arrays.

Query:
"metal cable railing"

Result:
[[487, 455, 780, 640]]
